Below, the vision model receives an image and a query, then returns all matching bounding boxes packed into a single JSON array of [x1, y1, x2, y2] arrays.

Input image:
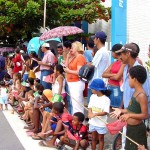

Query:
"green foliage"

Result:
[[0, 0, 110, 44]]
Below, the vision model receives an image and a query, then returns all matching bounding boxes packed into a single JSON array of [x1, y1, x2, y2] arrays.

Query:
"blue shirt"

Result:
[[90, 47, 109, 83], [84, 50, 93, 62], [123, 61, 150, 109]]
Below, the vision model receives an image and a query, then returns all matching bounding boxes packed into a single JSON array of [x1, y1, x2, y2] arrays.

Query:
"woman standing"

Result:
[[102, 44, 125, 108], [64, 41, 86, 114]]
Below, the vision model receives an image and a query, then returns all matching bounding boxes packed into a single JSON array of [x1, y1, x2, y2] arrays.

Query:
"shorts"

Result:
[[89, 124, 107, 134], [125, 122, 147, 150], [0, 96, 8, 104]]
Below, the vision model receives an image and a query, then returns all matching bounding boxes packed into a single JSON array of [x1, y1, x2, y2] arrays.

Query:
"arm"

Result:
[[74, 141, 80, 150], [57, 76, 63, 95], [102, 64, 114, 78], [120, 94, 148, 121], [63, 65, 81, 75], [109, 64, 126, 81]]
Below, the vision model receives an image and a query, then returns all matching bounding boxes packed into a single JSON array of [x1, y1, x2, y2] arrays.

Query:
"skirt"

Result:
[[125, 122, 147, 150]]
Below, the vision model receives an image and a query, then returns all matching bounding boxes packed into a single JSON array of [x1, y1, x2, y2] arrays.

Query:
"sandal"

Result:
[[38, 141, 56, 148], [32, 134, 45, 140]]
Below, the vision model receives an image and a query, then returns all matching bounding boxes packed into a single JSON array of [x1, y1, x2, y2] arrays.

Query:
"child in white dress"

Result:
[[0, 81, 9, 110]]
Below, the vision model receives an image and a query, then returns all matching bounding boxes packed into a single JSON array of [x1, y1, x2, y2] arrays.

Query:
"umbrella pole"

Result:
[[43, 0, 47, 29]]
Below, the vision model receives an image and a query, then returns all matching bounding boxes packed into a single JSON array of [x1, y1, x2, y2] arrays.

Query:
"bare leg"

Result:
[[44, 120, 63, 146], [98, 134, 104, 150], [91, 131, 98, 150], [0, 104, 3, 110]]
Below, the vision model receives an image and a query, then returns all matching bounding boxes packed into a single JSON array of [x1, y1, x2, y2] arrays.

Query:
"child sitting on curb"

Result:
[[59, 112, 89, 150]]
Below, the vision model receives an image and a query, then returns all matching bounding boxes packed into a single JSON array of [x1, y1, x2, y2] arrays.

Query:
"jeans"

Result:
[[107, 85, 123, 108], [40, 70, 52, 89]]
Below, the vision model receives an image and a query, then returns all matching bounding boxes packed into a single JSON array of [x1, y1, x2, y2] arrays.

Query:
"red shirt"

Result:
[[13, 54, 22, 73], [108, 60, 122, 86], [70, 124, 88, 141]]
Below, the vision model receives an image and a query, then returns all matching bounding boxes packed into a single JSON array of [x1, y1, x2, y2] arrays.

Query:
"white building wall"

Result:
[[88, 0, 150, 63]]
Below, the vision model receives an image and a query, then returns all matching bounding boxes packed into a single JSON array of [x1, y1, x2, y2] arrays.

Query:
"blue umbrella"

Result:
[[27, 37, 61, 54]]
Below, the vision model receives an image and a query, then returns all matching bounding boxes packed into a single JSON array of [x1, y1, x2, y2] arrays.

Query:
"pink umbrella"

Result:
[[39, 26, 84, 41]]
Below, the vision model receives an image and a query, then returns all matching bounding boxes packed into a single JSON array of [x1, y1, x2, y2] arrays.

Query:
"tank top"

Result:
[[52, 75, 66, 94], [108, 60, 122, 86], [127, 94, 143, 114]]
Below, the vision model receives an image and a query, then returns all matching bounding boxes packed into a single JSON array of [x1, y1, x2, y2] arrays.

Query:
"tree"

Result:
[[0, 0, 110, 45]]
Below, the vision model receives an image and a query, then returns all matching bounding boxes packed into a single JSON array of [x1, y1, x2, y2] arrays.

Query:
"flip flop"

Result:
[[38, 141, 56, 148], [32, 134, 45, 140], [26, 131, 34, 136]]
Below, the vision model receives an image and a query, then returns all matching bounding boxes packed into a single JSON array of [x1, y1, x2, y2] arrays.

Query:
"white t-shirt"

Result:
[[88, 94, 110, 127], [90, 47, 109, 84]]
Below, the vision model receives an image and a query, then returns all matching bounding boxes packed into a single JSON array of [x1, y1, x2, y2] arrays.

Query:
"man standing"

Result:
[[115, 43, 150, 149], [87, 31, 109, 103], [0, 52, 6, 81], [38, 43, 55, 89]]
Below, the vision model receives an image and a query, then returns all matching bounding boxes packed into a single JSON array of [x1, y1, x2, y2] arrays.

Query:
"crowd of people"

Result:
[[0, 31, 149, 150]]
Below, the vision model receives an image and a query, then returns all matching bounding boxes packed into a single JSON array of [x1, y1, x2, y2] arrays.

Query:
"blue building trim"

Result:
[[111, 0, 127, 62]]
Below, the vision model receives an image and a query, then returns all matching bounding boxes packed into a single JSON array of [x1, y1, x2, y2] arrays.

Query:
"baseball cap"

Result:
[[42, 43, 50, 48], [94, 31, 107, 40], [89, 79, 106, 91], [111, 44, 123, 52], [115, 43, 138, 54]]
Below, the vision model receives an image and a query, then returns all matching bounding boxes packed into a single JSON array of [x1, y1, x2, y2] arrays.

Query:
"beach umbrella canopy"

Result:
[[27, 37, 61, 54], [39, 26, 84, 41]]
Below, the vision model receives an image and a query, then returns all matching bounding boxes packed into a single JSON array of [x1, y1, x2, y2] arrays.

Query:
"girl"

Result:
[[0, 81, 9, 110], [22, 55, 30, 81], [102, 44, 125, 108], [88, 78, 110, 150], [52, 64, 67, 107], [110, 65, 148, 150], [9, 73, 22, 105]]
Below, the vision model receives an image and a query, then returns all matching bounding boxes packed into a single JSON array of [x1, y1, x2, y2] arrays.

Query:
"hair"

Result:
[[52, 102, 64, 113], [97, 37, 106, 45], [15, 48, 20, 54], [72, 41, 84, 53], [55, 64, 64, 74], [35, 83, 44, 95], [129, 65, 147, 84], [63, 41, 72, 49], [28, 90, 34, 96], [0, 81, 5, 86], [73, 112, 85, 122], [4, 73, 11, 81], [57, 43, 63, 49], [23, 55, 30, 61], [30, 51, 38, 58], [34, 78, 40, 83], [87, 40, 94, 48], [131, 42, 140, 54], [101, 90, 111, 97], [14, 73, 21, 81], [28, 77, 34, 85]]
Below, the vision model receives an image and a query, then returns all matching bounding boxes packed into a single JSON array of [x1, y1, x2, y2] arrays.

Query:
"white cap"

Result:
[[42, 43, 50, 48], [20, 50, 24, 54]]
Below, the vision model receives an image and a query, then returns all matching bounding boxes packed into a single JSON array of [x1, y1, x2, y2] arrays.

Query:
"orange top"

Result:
[[67, 54, 86, 82]]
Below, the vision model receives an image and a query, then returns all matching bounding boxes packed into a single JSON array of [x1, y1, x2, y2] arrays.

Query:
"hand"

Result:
[[88, 113, 95, 119], [110, 107, 122, 118], [38, 61, 42, 65], [138, 145, 146, 150], [39, 105, 44, 111], [119, 114, 130, 122], [63, 67, 70, 73]]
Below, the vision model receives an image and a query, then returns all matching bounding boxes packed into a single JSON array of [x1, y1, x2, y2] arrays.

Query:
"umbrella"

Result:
[[27, 37, 61, 55], [39, 26, 84, 41]]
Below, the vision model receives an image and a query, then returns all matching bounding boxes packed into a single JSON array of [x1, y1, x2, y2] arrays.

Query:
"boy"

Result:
[[111, 65, 148, 150], [59, 112, 88, 150]]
